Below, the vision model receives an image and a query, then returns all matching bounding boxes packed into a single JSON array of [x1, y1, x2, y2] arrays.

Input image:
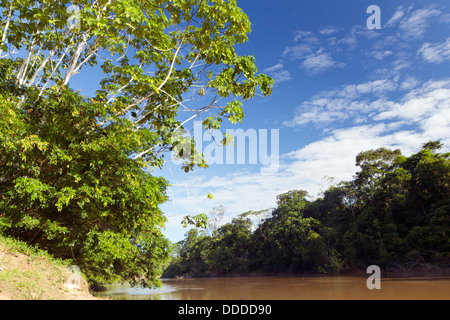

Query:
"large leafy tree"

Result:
[[0, 0, 272, 287], [0, 83, 171, 286]]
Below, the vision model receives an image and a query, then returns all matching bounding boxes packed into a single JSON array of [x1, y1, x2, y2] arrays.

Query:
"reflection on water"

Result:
[[100, 274, 450, 300]]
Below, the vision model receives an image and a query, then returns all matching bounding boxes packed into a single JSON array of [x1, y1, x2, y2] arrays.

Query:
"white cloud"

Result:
[[400, 76, 420, 90], [371, 50, 394, 60], [338, 25, 382, 49], [264, 63, 284, 73], [263, 63, 292, 84], [282, 44, 313, 60], [283, 30, 345, 75], [374, 56, 413, 79], [398, 7, 441, 40], [285, 78, 450, 151], [375, 79, 450, 122], [354, 79, 397, 95], [293, 30, 314, 40], [418, 38, 450, 63], [440, 13, 450, 24], [293, 30, 320, 44], [301, 53, 344, 75], [284, 105, 346, 126], [385, 6, 405, 28], [284, 79, 398, 126], [319, 26, 339, 35]]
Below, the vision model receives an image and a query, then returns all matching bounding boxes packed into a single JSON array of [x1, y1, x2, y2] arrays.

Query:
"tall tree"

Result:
[[0, 0, 272, 287]]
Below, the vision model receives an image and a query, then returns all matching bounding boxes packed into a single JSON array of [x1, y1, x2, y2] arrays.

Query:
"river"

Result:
[[100, 273, 450, 300]]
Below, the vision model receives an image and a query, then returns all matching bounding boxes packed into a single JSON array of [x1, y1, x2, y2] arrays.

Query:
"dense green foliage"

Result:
[[163, 142, 450, 277], [0, 77, 170, 287], [0, 0, 272, 288]]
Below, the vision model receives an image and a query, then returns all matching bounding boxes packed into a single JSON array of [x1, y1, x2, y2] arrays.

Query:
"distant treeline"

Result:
[[163, 141, 450, 278]]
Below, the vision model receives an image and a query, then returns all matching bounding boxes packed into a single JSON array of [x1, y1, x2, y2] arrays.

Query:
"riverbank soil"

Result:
[[0, 238, 96, 300]]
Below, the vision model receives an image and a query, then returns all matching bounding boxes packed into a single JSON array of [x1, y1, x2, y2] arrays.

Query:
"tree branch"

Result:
[[16, 41, 36, 86], [38, 45, 71, 97], [0, 0, 14, 58], [26, 48, 56, 87], [63, 33, 87, 85]]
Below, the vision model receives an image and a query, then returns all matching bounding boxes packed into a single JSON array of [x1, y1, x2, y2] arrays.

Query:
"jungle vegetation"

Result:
[[163, 142, 450, 277]]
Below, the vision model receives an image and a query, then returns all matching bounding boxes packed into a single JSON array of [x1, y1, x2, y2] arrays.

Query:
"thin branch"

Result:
[[132, 99, 217, 161], [38, 45, 71, 97], [71, 51, 94, 75], [106, 76, 135, 105], [159, 88, 192, 111], [85, 34, 130, 62], [26, 48, 55, 87], [156, 36, 185, 92], [63, 33, 87, 85], [0, 0, 14, 58], [122, 34, 185, 113], [16, 41, 36, 86]]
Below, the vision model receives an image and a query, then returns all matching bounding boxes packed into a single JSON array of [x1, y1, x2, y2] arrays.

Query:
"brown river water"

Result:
[[100, 273, 450, 300]]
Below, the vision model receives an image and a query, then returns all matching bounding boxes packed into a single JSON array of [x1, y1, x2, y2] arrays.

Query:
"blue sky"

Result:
[[160, 0, 450, 243]]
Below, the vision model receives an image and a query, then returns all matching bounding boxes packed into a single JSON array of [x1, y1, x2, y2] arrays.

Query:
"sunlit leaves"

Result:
[[1, 0, 273, 173], [0, 0, 273, 287], [0, 85, 170, 287], [181, 213, 208, 229]]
